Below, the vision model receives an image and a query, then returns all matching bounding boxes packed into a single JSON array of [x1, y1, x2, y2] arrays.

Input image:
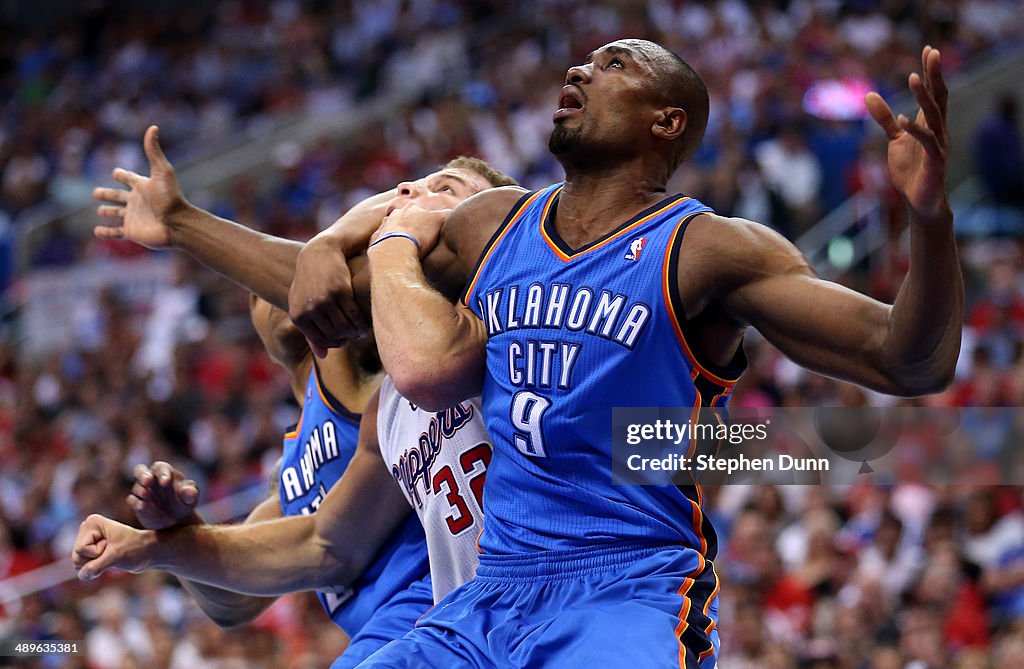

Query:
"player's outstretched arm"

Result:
[[93, 126, 302, 309], [695, 47, 961, 396], [364, 189, 522, 410], [73, 392, 412, 597], [94, 125, 389, 323]]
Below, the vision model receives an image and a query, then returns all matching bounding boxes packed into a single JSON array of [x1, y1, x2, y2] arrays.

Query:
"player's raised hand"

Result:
[[289, 237, 369, 358], [93, 125, 190, 249], [865, 46, 951, 222], [72, 514, 154, 581], [128, 461, 201, 530]]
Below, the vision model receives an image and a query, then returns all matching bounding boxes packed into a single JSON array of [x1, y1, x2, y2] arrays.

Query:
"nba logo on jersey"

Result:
[[624, 236, 647, 261]]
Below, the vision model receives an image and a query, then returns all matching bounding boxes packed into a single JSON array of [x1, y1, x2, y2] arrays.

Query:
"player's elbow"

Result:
[[310, 521, 364, 589], [208, 611, 255, 629], [390, 370, 460, 412], [203, 602, 269, 629], [884, 361, 956, 397]]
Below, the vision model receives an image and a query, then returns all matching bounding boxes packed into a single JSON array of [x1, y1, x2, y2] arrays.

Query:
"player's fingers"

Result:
[[133, 464, 154, 486], [93, 187, 128, 204], [908, 73, 945, 147], [144, 125, 174, 174], [94, 226, 127, 240], [307, 338, 328, 360], [865, 93, 900, 140], [317, 304, 358, 343], [126, 494, 147, 516], [179, 481, 199, 506], [77, 553, 113, 581], [897, 115, 943, 160], [72, 521, 105, 563], [151, 461, 174, 487], [130, 482, 152, 500], [292, 312, 335, 356], [97, 205, 126, 219], [927, 49, 948, 120], [112, 167, 143, 188], [333, 290, 369, 336]]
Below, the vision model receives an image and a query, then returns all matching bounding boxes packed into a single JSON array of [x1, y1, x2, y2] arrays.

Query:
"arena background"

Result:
[[1, 1, 1023, 667]]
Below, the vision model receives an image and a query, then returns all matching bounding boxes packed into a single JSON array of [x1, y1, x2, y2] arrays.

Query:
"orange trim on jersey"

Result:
[[700, 564, 721, 653], [708, 387, 732, 409], [683, 392, 709, 557], [475, 528, 484, 554], [674, 552, 710, 669], [463, 189, 549, 305], [674, 576, 695, 669], [285, 410, 304, 440], [685, 388, 701, 459], [704, 564, 721, 619], [661, 218, 741, 388], [542, 194, 691, 262]]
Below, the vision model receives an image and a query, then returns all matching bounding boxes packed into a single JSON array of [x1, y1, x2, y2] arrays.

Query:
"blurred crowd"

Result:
[[3, 0, 1024, 668]]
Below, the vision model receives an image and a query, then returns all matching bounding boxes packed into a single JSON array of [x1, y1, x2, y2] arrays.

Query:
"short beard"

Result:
[[548, 123, 582, 155]]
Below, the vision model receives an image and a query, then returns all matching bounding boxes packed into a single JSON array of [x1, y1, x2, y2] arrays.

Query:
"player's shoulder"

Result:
[[683, 212, 808, 275], [443, 186, 529, 261]]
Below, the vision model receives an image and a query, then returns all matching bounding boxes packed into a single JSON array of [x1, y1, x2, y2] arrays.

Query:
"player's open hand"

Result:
[[128, 461, 201, 530], [865, 46, 951, 222], [72, 514, 154, 581], [93, 125, 190, 249], [289, 236, 370, 358]]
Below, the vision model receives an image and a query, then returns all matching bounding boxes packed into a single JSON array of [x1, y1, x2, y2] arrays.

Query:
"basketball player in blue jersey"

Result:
[[124, 295, 431, 669], [288, 41, 962, 667], [85, 129, 514, 665]]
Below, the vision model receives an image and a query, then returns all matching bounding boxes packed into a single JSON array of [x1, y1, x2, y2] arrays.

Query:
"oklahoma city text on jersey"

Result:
[[477, 282, 652, 390]]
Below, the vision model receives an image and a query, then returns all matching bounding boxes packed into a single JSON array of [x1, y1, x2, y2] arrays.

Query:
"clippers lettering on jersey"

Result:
[[392, 403, 475, 507], [280, 420, 341, 505], [479, 283, 652, 390]]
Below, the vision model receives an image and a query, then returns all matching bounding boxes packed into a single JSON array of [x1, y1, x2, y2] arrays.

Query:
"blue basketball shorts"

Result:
[[355, 542, 720, 668], [331, 573, 435, 669]]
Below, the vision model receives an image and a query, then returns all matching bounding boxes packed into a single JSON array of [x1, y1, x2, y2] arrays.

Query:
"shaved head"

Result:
[[616, 39, 709, 166]]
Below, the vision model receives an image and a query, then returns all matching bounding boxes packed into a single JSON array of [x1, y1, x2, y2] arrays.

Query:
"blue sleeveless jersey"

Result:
[[463, 184, 745, 560], [279, 364, 429, 635]]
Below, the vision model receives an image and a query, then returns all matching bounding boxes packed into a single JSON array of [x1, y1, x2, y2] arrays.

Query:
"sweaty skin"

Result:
[[85, 142, 502, 622], [358, 42, 961, 410], [72, 388, 414, 599]]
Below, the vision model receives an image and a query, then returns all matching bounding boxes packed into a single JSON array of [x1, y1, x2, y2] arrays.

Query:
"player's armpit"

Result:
[[683, 214, 954, 396]]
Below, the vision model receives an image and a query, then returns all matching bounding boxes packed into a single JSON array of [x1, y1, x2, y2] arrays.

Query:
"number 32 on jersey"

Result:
[[433, 443, 491, 535]]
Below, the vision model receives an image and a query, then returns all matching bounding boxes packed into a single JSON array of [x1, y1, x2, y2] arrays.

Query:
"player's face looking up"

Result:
[[550, 41, 662, 160], [550, 39, 707, 172], [386, 168, 492, 217]]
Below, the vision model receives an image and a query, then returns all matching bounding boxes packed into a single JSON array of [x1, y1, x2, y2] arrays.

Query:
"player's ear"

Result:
[[652, 107, 686, 142]]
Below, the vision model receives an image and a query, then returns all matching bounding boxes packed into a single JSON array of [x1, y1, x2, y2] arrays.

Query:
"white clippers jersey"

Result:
[[377, 376, 492, 602]]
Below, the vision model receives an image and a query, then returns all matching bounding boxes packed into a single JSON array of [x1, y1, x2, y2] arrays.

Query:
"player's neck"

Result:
[[555, 169, 667, 248]]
